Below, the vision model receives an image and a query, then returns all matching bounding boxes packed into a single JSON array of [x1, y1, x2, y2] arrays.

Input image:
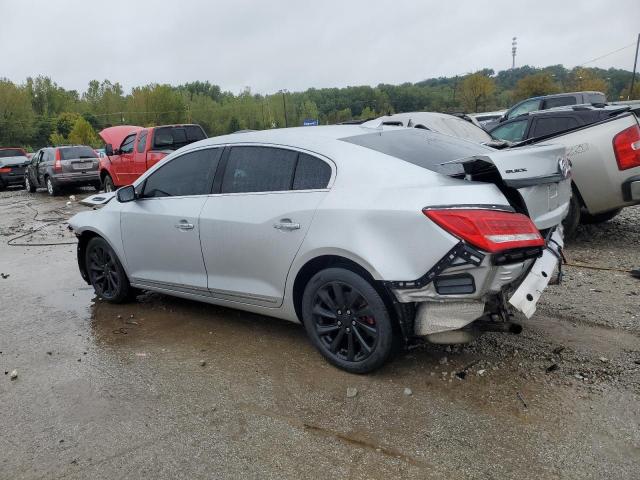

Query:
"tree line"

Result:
[[0, 64, 637, 150]]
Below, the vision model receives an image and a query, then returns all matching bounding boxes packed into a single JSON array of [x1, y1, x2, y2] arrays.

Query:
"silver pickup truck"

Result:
[[368, 109, 640, 238]]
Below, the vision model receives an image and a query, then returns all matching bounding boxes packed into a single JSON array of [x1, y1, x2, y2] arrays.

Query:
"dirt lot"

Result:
[[1, 187, 639, 480]]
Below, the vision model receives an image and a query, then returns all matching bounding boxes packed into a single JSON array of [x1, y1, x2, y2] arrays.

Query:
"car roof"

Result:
[[525, 91, 604, 101]]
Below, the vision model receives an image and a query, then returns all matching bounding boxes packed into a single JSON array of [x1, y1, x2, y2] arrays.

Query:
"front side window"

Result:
[[221, 146, 298, 193], [507, 99, 541, 119], [490, 119, 528, 142], [142, 148, 221, 198], [120, 134, 136, 154], [137, 130, 148, 153]]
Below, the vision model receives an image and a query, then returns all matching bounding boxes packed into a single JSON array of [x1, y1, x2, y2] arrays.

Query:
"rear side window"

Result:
[[137, 130, 148, 153], [293, 153, 332, 190], [58, 146, 97, 160], [531, 117, 580, 138], [0, 148, 26, 158], [142, 148, 222, 198], [152, 126, 206, 151], [543, 96, 576, 109], [222, 146, 298, 193], [507, 99, 541, 119], [490, 119, 528, 142], [120, 134, 136, 154]]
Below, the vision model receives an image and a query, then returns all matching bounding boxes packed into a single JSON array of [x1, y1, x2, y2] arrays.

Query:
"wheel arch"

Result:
[[76, 229, 128, 284], [291, 254, 414, 345]]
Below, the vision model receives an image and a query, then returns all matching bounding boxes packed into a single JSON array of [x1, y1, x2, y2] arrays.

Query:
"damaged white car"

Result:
[[69, 126, 570, 373]]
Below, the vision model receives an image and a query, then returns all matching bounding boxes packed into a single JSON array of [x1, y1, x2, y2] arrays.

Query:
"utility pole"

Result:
[[511, 37, 518, 69], [281, 90, 289, 128], [628, 33, 640, 100]]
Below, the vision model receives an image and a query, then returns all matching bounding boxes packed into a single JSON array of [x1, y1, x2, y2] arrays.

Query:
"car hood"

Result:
[[99, 125, 142, 147], [0, 155, 29, 168]]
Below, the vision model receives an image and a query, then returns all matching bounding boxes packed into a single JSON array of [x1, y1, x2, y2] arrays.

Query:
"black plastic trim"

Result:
[[385, 242, 485, 290], [434, 274, 476, 295], [423, 204, 515, 212], [503, 173, 564, 188], [621, 175, 640, 202]]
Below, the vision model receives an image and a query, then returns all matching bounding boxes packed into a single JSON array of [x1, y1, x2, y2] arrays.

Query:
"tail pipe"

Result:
[[476, 321, 523, 334]]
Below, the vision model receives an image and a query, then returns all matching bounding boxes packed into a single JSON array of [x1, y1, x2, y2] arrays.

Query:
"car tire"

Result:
[[25, 175, 36, 193], [92, 181, 102, 191], [103, 175, 115, 193], [579, 208, 622, 225], [562, 188, 581, 240], [46, 176, 60, 196], [301, 267, 394, 374], [85, 237, 133, 303]]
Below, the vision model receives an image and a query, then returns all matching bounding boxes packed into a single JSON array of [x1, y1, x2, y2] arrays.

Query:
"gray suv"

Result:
[[25, 146, 101, 196]]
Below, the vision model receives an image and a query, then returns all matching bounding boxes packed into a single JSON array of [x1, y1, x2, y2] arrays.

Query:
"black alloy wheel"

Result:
[[85, 237, 131, 303], [302, 267, 394, 373]]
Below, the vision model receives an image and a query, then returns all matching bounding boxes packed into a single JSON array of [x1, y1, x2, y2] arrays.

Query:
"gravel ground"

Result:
[[0, 189, 639, 479]]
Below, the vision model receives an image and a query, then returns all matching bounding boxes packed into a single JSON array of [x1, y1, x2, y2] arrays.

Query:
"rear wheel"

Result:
[[103, 175, 115, 192], [301, 267, 394, 373], [46, 177, 60, 196], [25, 175, 36, 193], [85, 237, 132, 303], [580, 208, 621, 225], [562, 188, 582, 240]]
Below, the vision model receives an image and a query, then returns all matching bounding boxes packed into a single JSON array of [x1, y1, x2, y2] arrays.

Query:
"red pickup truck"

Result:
[[98, 124, 207, 191]]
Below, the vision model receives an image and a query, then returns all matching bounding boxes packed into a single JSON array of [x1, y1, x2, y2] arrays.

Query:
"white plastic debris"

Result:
[[66, 201, 72, 207], [69, 195, 76, 201], [9, 369, 17, 380], [346, 387, 358, 398], [403, 387, 413, 396], [477, 369, 486, 376]]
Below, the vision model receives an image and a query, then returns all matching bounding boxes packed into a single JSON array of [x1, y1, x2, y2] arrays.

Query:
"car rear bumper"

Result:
[[0, 171, 26, 186], [622, 175, 640, 202], [53, 172, 100, 185], [390, 228, 563, 338]]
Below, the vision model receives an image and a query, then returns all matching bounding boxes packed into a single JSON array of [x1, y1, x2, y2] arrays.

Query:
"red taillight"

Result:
[[0, 167, 11, 173], [54, 149, 62, 172], [424, 208, 544, 253], [613, 124, 640, 171]]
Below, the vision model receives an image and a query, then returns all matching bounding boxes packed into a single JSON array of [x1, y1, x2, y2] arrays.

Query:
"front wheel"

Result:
[[562, 191, 581, 240], [103, 175, 115, 192], [301, 267, 394, 374], [25, 175, 36, 193], [85, 237, 132, 303]]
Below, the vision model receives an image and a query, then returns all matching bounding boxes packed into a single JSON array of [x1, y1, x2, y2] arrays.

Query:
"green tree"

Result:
[[0, 80, 35, 145], [568, 68, 608, 93], [55, 112, 81, 137], [514, 73, 561, 101], [68, 117, 101, 147], [458, 72, 496, 112]]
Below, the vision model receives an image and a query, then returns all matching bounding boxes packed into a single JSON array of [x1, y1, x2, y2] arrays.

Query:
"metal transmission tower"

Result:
[[512, 37, 518, 69]]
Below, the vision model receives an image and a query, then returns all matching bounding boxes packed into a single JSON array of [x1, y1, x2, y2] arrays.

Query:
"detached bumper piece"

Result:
[[508, 228, 564, 318]]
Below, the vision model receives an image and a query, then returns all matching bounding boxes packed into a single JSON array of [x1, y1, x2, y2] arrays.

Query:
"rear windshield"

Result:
[[340, 128, 493, 175], [0, 148, 26, 158], [59, 146, 98, 160], [152, 125, 207, 150]]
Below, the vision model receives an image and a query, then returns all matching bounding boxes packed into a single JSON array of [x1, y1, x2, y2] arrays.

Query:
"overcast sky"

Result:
[[1, 0, 638, 95]]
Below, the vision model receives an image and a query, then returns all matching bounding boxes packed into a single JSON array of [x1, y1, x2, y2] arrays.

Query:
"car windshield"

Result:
[[340, 128, 493, 175], [0, 148, 26, 158], [59, 146, 98, 160], [152, 126, 206, 151]]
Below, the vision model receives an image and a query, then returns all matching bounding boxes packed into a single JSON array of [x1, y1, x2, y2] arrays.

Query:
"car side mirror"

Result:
[[105, 144, 114, 156], [116, 185, 136, 203]]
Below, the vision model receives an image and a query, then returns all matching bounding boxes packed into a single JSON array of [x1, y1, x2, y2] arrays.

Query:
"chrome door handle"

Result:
[[175, 220, 194, 230], [273, 220, 301, 231]]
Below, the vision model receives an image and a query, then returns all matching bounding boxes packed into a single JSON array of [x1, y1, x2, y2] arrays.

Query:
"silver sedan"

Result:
[[69, 126, 570, 373]]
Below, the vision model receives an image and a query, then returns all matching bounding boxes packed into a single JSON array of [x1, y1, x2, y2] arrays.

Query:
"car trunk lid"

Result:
[[443, 144, 572, 230]]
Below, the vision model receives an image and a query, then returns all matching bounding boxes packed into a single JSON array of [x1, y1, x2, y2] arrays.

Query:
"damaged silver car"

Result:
[[69, 126, 570, 373]]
